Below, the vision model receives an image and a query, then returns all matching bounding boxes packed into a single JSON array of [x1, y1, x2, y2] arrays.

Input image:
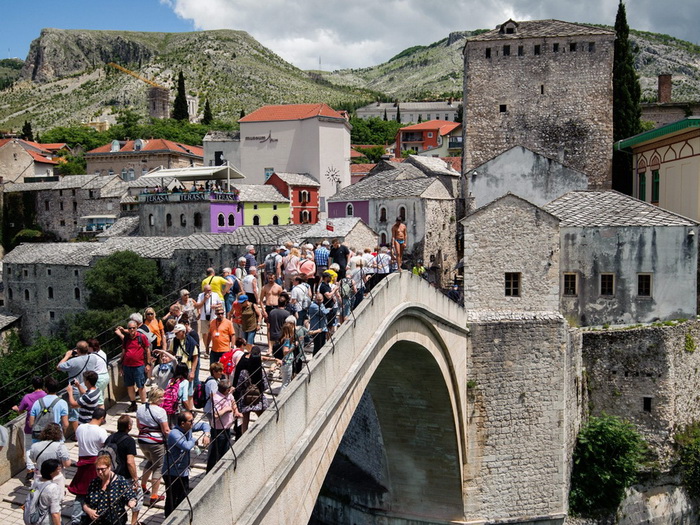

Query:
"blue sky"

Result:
[[2, 0, 699, 71]]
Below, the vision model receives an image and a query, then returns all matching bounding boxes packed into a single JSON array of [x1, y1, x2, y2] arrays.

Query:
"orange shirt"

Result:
[[144, 318, 165, 348], [208, 317, 235, 354]]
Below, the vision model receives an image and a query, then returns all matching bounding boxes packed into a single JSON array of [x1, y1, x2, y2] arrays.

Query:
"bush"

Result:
[[55, 305, 134, 352], [84, 251, 162, 310], [569, 414, 648, 516], [676, 422, 700, 494]]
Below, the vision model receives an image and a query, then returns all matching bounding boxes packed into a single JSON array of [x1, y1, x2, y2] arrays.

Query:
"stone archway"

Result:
[[311, 339, 464, 524]]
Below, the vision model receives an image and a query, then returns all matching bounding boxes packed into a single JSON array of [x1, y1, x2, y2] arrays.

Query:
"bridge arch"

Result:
[[165, 274, 469, 525]]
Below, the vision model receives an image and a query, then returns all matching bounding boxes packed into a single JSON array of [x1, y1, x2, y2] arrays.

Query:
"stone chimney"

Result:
[[658, 74, 672, 103]]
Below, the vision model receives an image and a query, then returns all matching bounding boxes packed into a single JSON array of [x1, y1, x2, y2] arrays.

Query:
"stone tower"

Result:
[[463, 19, 615, 188]]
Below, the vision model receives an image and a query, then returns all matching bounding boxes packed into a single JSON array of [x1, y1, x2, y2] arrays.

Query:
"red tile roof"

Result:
[[350, 163, 376, 174], [86, 139, 203, 157], [350, 149, 365, 159], [240, 103, 345, 123], [27, 150, 59, 165], [443, 157, 462, 172], [399, 120, 461, 135]]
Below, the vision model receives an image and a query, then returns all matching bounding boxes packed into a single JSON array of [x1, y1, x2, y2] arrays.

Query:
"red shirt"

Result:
[[122, 333, 149, 367]]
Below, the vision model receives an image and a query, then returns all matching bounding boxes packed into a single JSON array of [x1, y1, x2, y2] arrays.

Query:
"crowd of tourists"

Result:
[[11, 236, 411, 525]]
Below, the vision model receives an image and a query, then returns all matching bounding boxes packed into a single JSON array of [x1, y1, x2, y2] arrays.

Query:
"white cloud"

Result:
[[162, 0, 700, 70]]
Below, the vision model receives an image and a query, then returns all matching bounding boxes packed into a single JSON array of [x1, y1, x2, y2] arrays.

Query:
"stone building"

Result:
[[328, 156, 460, 286], [641, 74, 700, 129], [616, 117, 700, 222], [461, 193, 561, 312], [356, 100, 461, 123], [303, 218, 378, 252], [467, 145, 589, 209], [463, 19, 615, 188], [203, 130, 241, 168], [544, 190, 699, 326], [85, 138, 203, 179]]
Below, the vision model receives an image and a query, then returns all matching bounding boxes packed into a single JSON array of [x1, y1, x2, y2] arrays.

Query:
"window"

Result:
[[553, 43, 560, 52], [180, 214, 186, 227], [89, 190, 94, 199], [46, 268, 51, 276], [600, 274, 615, 296], [380, 232, 387, 245], [272, 215, 279, 225], [534, 44, 541, 55], [74, 270, 79, 277], [379, 207, 387, 222], [194, 212, 202, 229], [44, 201, 49, 211], [346, 204, 354, 217], [300, 210, 311, 223], [273, 204, 278, 210], [73, 201, 77, 212], [563, 273, 577, 296], [569, 42, 577, 52], [485, 48, 491, 58], [427, 132, 433, 138], [517, 45, 524, 56], [253, 204, 258, 210], [71, 189, 76, 196], [217, 213, 225, 227], [500, 104, 507, 113], [164, 213, 171, 227], [253, 215, 260, 226], [49, 311, 55, 320], [643, 397, 652, 412], [24, 289, 30, 301], [264, 167, 274, 181], [651, 170, 660, 203], [48, 287, 53, 299], [588, 42, 595, 52], [7, 288, 12, 301], [23, 268, 28, 277], [639, 173, 646, 201], [228, 214, 235, 226], [505, 273, 521, 297], [505, 26, 514, 34], [149, 214, 154, 226], [398, 206, 406, 221], [60, 220, 66, 227], [5, 267, 9, 276], [540, 85, 545, 95], [74, 288, 81, 300], [445, 114, 449, 120], [638, 274, 652, 297], [59, 201, 64, 211], [503, 45, 511, 56]]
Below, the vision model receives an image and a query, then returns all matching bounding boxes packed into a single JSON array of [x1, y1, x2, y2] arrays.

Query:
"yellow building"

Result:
[[617, 117, 700, 221], [237, 185, 291, 226]]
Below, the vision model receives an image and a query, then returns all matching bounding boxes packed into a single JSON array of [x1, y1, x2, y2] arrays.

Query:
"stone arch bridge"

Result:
[[166, 273, 580, 525]]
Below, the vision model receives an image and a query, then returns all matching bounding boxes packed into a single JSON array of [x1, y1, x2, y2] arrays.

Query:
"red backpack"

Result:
[[161, 378, 183, 415]]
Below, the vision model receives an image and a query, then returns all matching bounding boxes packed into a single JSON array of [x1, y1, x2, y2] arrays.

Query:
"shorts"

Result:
[[265, 305, 275, 317], [199, 319, 212, 337], [68, 408, 80, 422], [315, 266, 328, 277], [123, 365, 146, 389], [396, 239, 405, 245], [96, 373, 110, 405], [139, 442, 165, 481]]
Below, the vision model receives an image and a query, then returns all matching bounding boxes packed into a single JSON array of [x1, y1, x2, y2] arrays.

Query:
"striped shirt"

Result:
[[136, 403, 168, 444], [77, 388, 100, 423]]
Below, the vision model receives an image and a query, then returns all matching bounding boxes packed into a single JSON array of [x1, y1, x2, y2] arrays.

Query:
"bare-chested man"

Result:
[[261, 273, 284, 353], [391, 217, 408, 270]]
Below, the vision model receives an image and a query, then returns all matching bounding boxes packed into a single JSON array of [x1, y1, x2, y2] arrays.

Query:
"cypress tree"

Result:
[[172, 71, 189, 121], [383, 109, 388, 121], [21, 121, 34, 142], [612, 0, 642, 194], [202, 98, 213, 125], [396, 105, 401, 124], [240, 109, 245, 119]]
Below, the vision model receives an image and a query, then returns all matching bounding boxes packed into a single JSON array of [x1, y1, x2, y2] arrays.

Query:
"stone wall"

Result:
[[462, 194, 560, 311], [464, 32, 614, 188], [583, 321, 700, 465], [466, 312, 581, 522]]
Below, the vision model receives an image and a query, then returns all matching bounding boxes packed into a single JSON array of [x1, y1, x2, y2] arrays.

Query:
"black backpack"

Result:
[[32, 398, 60, 440], [193, 377, 217, 409], [98, 433, 128, 475]]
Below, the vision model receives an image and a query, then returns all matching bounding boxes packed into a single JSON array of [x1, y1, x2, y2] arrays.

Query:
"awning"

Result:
[[140, 165, 245, 186], [81, 215, 118, 220]]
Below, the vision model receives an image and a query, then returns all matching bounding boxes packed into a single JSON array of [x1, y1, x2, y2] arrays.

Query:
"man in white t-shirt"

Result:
[[69, 408, 108, 525], [195, 284, 223, 353]]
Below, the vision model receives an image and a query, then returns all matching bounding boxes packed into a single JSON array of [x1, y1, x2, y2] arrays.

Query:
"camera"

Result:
[[71, 349, 78, 357], [205, 314, 211, 321]]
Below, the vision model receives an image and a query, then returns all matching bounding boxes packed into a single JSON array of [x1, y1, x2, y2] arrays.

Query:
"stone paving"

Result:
[[0, 329, 299, 524]]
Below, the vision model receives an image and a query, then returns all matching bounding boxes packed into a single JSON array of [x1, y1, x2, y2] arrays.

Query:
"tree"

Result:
[[612, 1, 642, 194], [84, 250, 162, 310], [172, 71, 190, 122], [396, 105, 401, 124], [383, 109, 388, 121], [202, 98, 213, 125], [21, 120, 34, 141], [240, 109, 245, 119], [354, 145, 386, 163]]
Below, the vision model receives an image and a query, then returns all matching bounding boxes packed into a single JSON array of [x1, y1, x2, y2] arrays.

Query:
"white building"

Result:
[[356, 100, 461, 123], [239, 104, 351, 210]]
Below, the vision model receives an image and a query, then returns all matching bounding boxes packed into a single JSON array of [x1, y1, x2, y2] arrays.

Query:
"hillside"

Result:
[[0, 28, 376, 131], [321, 28, 700, 102]]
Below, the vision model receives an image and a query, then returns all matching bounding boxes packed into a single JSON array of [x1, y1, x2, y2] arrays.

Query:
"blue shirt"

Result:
[[314, 247, 329, 267], [308, 302, 329, 332], [162, 421, 211, 477], [244, 252, 257, 271], [29, 394, 69, 426]]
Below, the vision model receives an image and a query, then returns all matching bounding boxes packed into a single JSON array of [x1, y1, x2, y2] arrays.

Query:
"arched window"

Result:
[[24, 289, 30, 301], [301, 210, 310, 223], [380, 233, 387, 245], [74, 288, 81, 300], [149, 214, 154, 226], [272, 215, 279, 225], [48, 287, 53, 299], [346, 203, 354, 217], [398, 206, 406, 221], [253, 215, 260, 226], [228, 214, 235, 226], [166, 213, 172, 227], [379, 207, 387, 222], [300, 190, 309, 203], [218, 213, 225, 227], [180, 214, 186, 227], [194, 212, 202, 229]]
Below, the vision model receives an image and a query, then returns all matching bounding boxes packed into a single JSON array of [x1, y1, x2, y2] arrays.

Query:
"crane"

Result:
[[107, 62, 170, 119], [107, 62, 166, 89]]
